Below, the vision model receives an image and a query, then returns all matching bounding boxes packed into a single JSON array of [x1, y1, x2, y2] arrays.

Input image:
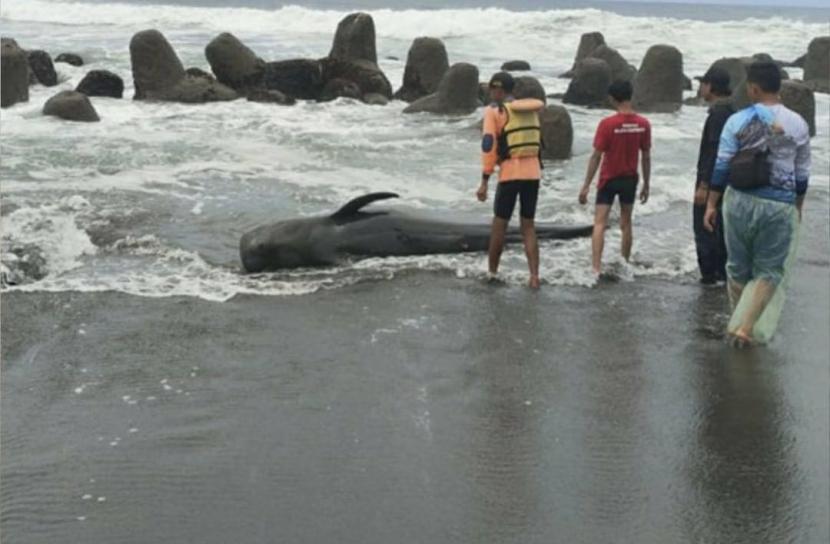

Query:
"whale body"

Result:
[[240, 192, 593, 272]]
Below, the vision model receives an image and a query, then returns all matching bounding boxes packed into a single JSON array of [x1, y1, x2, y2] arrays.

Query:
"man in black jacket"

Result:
[[693, 67, 734, 284]]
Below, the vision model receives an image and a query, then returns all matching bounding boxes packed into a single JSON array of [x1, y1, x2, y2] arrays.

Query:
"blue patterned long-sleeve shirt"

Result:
[[711, 103, 811, 204]]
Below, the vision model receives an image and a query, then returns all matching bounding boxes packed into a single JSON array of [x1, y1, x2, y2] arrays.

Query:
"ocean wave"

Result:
[[1, 206, 699, 301], [1, 0, 827, 300], [1, 196, 98, 285], [2, 1, 825, 40], [2, 0, 825, 81]]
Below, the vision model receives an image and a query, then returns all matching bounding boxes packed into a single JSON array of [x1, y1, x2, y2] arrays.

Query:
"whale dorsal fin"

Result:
[[331, 192, 399, 221]]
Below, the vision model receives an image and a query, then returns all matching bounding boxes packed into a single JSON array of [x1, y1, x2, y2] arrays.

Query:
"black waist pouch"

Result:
[[729, 148, 771, 190]]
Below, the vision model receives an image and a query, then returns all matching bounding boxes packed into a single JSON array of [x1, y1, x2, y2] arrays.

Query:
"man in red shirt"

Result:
[[578, 80, 651, 276]]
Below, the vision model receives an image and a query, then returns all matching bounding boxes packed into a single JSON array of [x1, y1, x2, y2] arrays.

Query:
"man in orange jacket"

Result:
[[476, 72, 545, 288]]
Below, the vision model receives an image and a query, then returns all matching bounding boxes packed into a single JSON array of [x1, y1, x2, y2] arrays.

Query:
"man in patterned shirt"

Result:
[[704, 61, 811, 346]]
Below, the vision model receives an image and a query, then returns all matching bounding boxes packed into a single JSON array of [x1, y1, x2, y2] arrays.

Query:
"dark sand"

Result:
[[2, 247, 828, 543]]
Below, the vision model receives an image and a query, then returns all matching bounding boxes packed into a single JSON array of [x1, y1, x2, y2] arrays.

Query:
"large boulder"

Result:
[[501, 60, 531, 71], [205, 32, 265, 91], [709, 55, 792, 107], [130, 29, 185, 99], [724, 58, 789, 110], [76, 70, 124, 98], [319, 77, 362, 101], [560, 31, 605, 78], [130, 29, 237, 102], [804, 79, 830, 94], [329, 12, 377, 64], [320, 57, 393, 99], [780, 80, 816, 137], [540, 105, 573, 160], [246, 88, 295, 105], [708, 57, 748, 95], [27, 50, 58, 86], [729, 79, 752, 110], [323, 13, 391, 101], [394, 37, 449, 103], [563, 58, 611, 107], [750, 52, 789, 75], [262, 59, 324, 100], [588, 45, 636, 83], [55, 52, 83, 66], [1, 38, 29, 108], [43, 90, 100, 122], [803, 36, 830, 94], [403, 62, 480, 115], [159, 75, 238, 103], [632, 44, 684, 113], [787, 53, 806, 69], [513, 76, 546, 102], [478, 82, 490, 105], [185, 67, 214, 81]]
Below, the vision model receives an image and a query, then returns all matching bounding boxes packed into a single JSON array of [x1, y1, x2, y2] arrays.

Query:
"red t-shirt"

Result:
[[593, 112, 651, 189]]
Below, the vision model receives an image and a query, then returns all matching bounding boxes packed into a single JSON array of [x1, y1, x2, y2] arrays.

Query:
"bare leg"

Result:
[[620, 204, 634, 262], [734, 279, 775, 339], [592, 204, 612, 275], [521, 217, 540, 288], [488, 217, 508, 275]]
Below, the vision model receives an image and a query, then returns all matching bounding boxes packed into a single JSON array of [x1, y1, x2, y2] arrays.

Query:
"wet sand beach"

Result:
[[3, 1, 829, 541], [2, 199, 827, 543]]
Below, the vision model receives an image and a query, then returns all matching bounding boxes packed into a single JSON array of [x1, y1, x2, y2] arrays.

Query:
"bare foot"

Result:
[[728, 328, 754, 349], [528, 276, 540, 289]]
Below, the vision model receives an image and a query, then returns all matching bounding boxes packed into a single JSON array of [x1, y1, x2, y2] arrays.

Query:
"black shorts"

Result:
[[596, 175, 638, 206], [494, 180, 539, 220]]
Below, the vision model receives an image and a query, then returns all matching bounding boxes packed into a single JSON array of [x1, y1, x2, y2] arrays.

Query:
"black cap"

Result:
[[696, 67, 730, 88], [488, 71, 515, 92]]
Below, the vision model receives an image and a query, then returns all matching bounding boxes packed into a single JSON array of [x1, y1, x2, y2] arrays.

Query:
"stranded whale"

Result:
[[240, 192, 593, 272]]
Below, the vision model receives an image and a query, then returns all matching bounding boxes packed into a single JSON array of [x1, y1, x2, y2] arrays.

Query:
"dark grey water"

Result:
[[2, 197, 828, 543]]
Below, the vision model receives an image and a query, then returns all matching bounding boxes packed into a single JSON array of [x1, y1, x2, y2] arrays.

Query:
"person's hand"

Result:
[[640, 185, 650, 204], [578, 186, 589, 205], [703, 206, 717, 232], [476, 182, 488, 202]]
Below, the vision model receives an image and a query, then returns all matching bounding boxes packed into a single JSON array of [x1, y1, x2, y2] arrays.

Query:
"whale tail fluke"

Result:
[[331, 192, 400, 223]]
